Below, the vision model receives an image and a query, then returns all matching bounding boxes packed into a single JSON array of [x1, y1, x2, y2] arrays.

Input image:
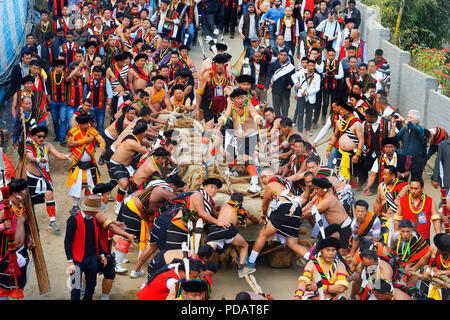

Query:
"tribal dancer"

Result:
[[66, 114, 106, 214], [26, 126, 71, 231]]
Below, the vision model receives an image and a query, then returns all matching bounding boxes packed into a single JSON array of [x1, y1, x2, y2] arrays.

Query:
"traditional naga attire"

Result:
[[289, 153, 307, 195], [107, 133, 145, 185], [199, 62, 230, 124], [427, 250, 450, 300], [316, 167, 354, 217], [336, 116, 362, 181], [362, 117, 390, 178], [149, 191, 194, 250], [397, 193, 440, 241], [358, 258, 393, 300], [129, 155, 165, 192], [297, 255, 349, 300], [116, 180, 174, 254], [391, 231, 429, 284], [164, 189, 214, 250], [206, 200, 249, 249], [66, 125, 105, 199], [0, 189, 31, 300], [25, 141, 54, 205], [266, 176, 302, 240], [372, 151, 412, 187], [137, 261, 182, 300], [14, 89, 47, 124], [172, 276, 212, 300], [377, 178, 409, 245]]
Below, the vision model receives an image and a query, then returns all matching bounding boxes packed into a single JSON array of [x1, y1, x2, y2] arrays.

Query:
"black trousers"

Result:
[[223, 4, 237, 34], [358, 155, 377, 187], [272, 91, 291, 116], [313, 88, 323, 124], [410, 155, 427, 180], [321, 88, 340, 119], [71, 255, 99, 300]]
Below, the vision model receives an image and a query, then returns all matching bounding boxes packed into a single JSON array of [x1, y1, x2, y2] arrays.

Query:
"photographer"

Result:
[[393, 110, 428, 180], [316, 10, 341, 51]]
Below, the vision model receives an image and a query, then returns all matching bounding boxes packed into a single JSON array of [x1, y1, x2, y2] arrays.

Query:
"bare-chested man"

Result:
[[326, 99, 364, 183], [245, 167, 310, 270], [374, 165, 409, 218], [267, 118, 306, 167], [112, 176, 186, 274], [130, 147, 170, 192], [107, 121, 150, 213], [103, 105, 136, 159], [26, 126, 71, 231], [146, 75, 171, 113], [301, 177, 352, 255], [214, 88, 263, 192], [128, 53, 150, 94], [206, 192, 259, 278]]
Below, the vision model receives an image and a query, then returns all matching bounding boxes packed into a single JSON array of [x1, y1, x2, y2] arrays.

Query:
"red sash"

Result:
[[132, 64, 150, 82], [68, 77, 84, 107]]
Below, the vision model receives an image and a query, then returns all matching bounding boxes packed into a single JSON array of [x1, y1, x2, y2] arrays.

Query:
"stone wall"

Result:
[[356, 1, 450, 129]]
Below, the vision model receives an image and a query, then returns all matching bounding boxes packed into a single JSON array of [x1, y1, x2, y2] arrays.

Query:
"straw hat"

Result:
[[78, 194, 107, 212]]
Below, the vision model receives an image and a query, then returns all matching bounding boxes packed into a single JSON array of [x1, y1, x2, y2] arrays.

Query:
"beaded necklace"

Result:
[[408, 193, 425, 214]]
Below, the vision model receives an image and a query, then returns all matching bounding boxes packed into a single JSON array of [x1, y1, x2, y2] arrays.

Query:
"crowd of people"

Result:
[[0, 0, 449, 301]]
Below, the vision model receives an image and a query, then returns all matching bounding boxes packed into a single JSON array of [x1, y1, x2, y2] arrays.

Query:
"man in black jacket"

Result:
[[265, 49, 295, 116], [64, 194, 107, 300], [9, 50, 32, 96], [342, 0, 361, 29]]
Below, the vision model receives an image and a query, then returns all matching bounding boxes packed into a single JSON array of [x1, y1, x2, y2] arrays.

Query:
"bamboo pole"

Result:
[[17, 108, 50, 294]]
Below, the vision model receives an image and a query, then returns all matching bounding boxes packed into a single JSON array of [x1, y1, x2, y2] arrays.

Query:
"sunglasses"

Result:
[[36, 135, 46, 139]]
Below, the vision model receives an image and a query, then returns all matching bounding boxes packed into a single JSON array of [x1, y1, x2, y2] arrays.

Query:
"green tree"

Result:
[[368, 0, 450, 50]]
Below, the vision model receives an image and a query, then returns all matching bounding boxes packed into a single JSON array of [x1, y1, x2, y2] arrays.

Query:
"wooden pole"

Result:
[[17, 108, 50, 294], [393, 0, 406, 46]]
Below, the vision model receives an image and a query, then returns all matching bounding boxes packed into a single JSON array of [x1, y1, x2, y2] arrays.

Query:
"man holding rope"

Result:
[[214, 87, 264, 193]]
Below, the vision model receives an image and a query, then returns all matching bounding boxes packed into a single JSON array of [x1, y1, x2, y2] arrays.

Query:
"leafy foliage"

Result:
[[363, 0, 450, 50]]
